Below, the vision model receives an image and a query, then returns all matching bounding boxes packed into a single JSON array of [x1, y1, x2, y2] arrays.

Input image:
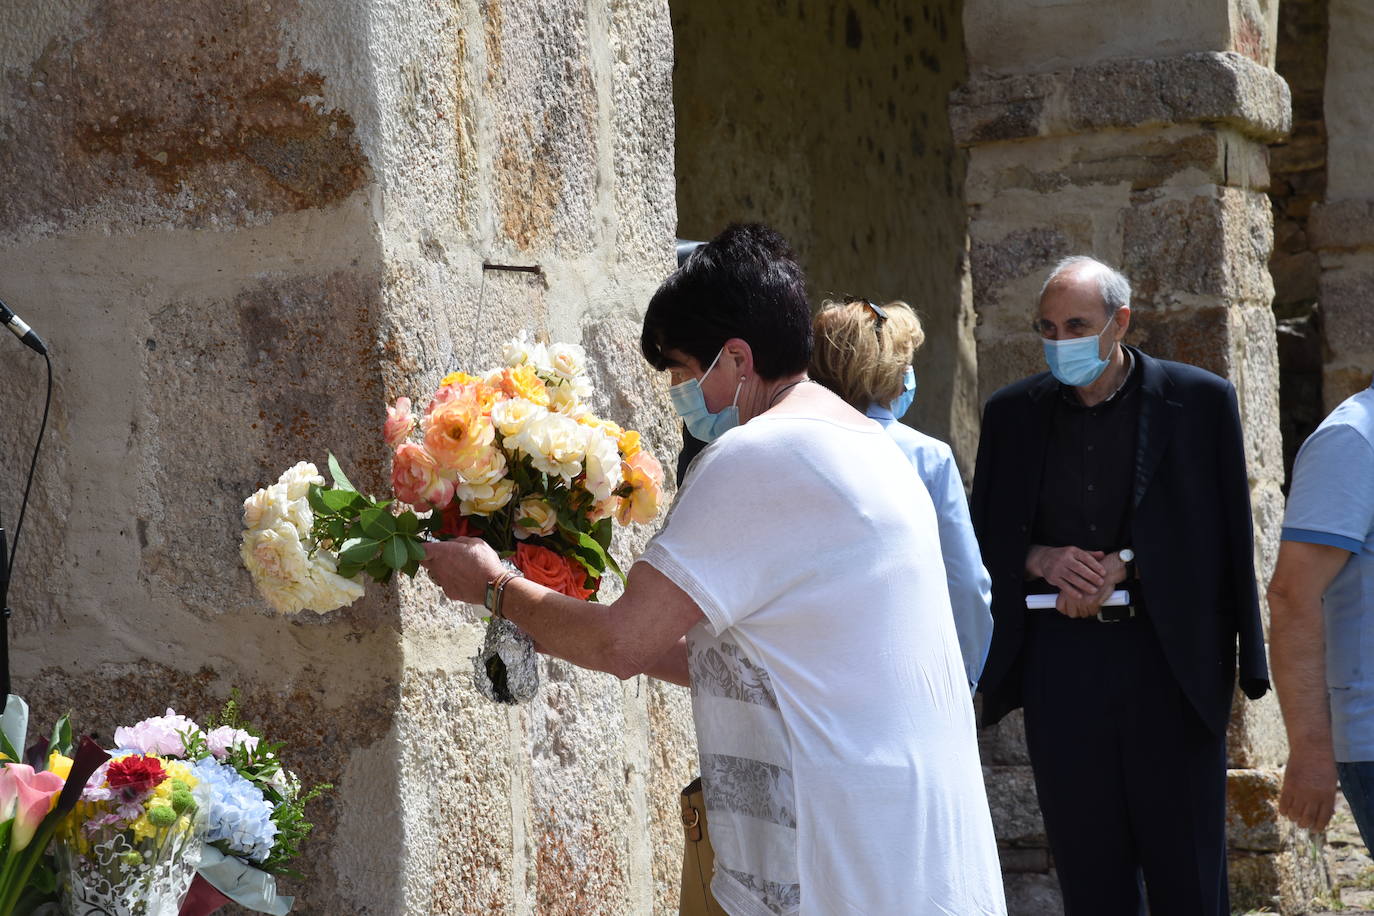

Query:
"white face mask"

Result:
[[668, 348, 743, 442]]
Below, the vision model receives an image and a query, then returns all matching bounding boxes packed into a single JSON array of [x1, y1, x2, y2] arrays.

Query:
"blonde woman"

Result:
[[812, 298, 993, 691]]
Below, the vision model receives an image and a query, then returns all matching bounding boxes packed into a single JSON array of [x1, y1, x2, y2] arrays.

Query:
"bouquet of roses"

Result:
[[382, 333, 666, 701], [55, 703, 325, 916], [240, 333, 666, 703]]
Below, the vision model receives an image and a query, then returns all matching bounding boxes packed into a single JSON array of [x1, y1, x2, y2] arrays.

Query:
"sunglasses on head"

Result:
[[839, 295, 887, 339]]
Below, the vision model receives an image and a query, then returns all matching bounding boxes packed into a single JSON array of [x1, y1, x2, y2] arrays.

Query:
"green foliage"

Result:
[[306, 454, 434, 583]]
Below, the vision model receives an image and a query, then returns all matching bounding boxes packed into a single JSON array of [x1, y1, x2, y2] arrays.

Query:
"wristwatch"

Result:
[[1118, 548, 1135, 577], [484, 569, 524, 619]]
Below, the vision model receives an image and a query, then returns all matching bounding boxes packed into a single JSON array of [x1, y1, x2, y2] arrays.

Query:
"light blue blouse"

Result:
[[867, 404, 994, 690]]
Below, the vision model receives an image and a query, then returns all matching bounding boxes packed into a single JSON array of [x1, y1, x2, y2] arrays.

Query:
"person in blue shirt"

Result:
[[811, 296, 993, 690], [1269, 377, 1374, 842]]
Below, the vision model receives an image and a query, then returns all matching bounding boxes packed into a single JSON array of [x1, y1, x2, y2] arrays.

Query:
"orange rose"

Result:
[[514, 543, 596, 600]]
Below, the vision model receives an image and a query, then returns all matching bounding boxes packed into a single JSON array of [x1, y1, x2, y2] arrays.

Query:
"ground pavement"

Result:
[[1269, 791, 1374, 915]]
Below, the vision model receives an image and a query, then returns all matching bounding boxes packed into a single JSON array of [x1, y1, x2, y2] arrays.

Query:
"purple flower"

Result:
[[205, 726, 259, 759]]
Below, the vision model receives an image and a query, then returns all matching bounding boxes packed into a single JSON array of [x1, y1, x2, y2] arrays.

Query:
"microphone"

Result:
[[0, 298, 48, 355]]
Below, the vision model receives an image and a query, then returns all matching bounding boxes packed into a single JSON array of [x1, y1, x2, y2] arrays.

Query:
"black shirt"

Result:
[[1031, 347, 1143, 556]]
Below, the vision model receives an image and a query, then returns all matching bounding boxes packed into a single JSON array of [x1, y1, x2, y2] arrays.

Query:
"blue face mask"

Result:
[[889, 365, 917, 417], [670, 348, 743, 442], [1042, 317, 1115, 387]]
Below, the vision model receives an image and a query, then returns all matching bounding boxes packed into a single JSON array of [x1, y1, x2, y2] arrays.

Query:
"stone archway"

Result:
[[670, 0, 979, 471]]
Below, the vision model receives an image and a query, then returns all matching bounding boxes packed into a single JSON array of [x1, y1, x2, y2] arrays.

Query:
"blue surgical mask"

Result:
[[889, 366, 917, 417], [1042, 317, 1115, 387], [669, 348, 743, 442]]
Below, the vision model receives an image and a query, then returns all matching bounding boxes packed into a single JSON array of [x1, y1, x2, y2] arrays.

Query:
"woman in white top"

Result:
[[423, 224, 1006, 916], [811, 297, 994, 692]]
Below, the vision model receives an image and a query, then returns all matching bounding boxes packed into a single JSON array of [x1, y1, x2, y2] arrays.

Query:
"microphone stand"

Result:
[[0, 527, 9, 699]]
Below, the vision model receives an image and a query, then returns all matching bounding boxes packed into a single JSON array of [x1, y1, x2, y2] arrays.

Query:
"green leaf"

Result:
[[307, 484, 330, 516], [0, 726, 20, 765], [382, 536, 409, 571], [49, 715, 73, 759], [338, 537, 382, 566], [591, 516, 613, 551], [396, 512, 420, 535], [402, 558, 420, 577], [365, 556, 391, 581], [405, 537, 426, 564], [328, 453, 357, 492], [321, 488, 361, 514], [358, 507, 396, 540], [328, 517, 347, 542]]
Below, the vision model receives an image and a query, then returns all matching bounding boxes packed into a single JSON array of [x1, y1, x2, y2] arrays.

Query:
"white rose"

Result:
[[502, 332, 551, 372], [546, 342, 587, 381], [581, 427, 623, 503], [491, 398, 547, 440], [277, 462, 325, 501], [514, 497, 559, 539], [457, 477, 515, 516], [304, 551, 366, 613], [512, 413, 585, 481], [242, 486, 281, 531], [546, 380, 580, 415], [242, 520, 317, 615]]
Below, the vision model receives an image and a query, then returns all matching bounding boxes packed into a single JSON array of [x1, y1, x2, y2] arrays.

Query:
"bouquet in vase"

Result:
[[55, 703, 326, 916], [240, 334, 667, 704]]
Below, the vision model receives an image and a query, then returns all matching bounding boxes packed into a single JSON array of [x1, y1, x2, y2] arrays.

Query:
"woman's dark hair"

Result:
[[640, 223, 812, 380]]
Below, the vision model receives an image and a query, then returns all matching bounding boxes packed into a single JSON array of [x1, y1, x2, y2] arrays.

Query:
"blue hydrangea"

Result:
[[191, 758, 278, 862]]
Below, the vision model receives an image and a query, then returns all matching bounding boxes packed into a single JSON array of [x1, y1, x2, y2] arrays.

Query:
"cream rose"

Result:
[[512, 413, 586, 481], [490, 397, 547, 440], [546, 380, 581, 415], [455, 443, 508, 487], [513, 496, 559, 539], [582, 427, 623, 504], [457, 477, 515, 516], [277, 461, 325, 502], [546, 342, 587, 381]]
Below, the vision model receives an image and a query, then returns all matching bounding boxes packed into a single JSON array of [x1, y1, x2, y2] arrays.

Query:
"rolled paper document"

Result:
[[1026, 589, 1130, 610]]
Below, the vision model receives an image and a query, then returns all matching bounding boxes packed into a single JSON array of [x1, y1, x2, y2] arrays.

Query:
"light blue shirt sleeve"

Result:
[[867, 405, 993, 691], [1282, 423, 1374, 554]]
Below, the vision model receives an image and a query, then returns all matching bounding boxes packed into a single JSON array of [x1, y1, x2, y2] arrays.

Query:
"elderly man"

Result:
[[971, 256, 1269, 914], [1269, 378, 1374, 843]]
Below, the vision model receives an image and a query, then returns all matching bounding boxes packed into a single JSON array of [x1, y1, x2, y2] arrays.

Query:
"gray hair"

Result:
[[1040, 256, 1131, 317]]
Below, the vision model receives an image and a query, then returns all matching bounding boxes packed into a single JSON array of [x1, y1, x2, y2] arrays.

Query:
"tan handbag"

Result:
[[679, 777, 727, 915]]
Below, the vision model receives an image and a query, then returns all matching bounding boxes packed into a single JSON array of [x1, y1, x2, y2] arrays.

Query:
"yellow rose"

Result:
[[514, 497, 558, 539], [458, 478, 515, 516], [618, 428, 641, 459]]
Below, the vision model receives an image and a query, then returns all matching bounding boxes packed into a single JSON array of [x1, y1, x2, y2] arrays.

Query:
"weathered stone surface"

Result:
[[1230, 835, 1332, 915], [1229, 768, 1287, 852], [998, 846, 1050, 874], [1002, 871, 1063, 916], [962, 0, 1275, 77], [978, 709, 1031, 767], [1317, 257, 1374, 410], [951, 52, 1292, 148], [1121, 188, 1275, 308], [984, 765, 1047, 847], [1311, 198, 1374, 251], [0, 0, 368, 240], [1323, 0, 1374, 201]]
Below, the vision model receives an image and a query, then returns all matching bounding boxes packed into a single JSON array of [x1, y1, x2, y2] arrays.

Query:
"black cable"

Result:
[[8, 350, 51, 579]]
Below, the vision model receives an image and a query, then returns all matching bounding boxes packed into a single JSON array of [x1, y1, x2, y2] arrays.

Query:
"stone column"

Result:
[[0, 1, 691, 913], [953, 1, 1324, 911], [1309, 0, 1374, 409]]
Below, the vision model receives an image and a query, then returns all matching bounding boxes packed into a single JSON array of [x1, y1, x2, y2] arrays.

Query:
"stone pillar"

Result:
[[954, 1, 1324, 911], [1309, 0, 1374, 410], [0, 1, 692, 913]]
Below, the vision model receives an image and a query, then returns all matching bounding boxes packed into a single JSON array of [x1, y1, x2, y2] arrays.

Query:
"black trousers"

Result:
[[1021, 612, 1229, 916]]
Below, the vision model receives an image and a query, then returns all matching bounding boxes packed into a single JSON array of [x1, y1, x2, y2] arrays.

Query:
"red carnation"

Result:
[[105, 755, 167, 799]]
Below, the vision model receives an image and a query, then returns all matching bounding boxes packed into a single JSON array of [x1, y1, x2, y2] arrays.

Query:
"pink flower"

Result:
[[616, 451, 665, 526], [113, 708, 202, 757], [0, 763, 64, 851], [392, 442, 456, 510], [205, 726, 259, 759], [384, 397, 415, 448]]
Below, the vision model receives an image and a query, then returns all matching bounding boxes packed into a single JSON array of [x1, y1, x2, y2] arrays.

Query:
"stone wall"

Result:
[[954, 0, 1314, 910], [0, 1, 694, 913], [671, 0, 979, 470], [1311, 0, 1374, 411]]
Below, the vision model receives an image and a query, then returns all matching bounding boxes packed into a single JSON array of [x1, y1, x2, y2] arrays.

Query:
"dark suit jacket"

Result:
[[971, 347, 1270, 735]]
